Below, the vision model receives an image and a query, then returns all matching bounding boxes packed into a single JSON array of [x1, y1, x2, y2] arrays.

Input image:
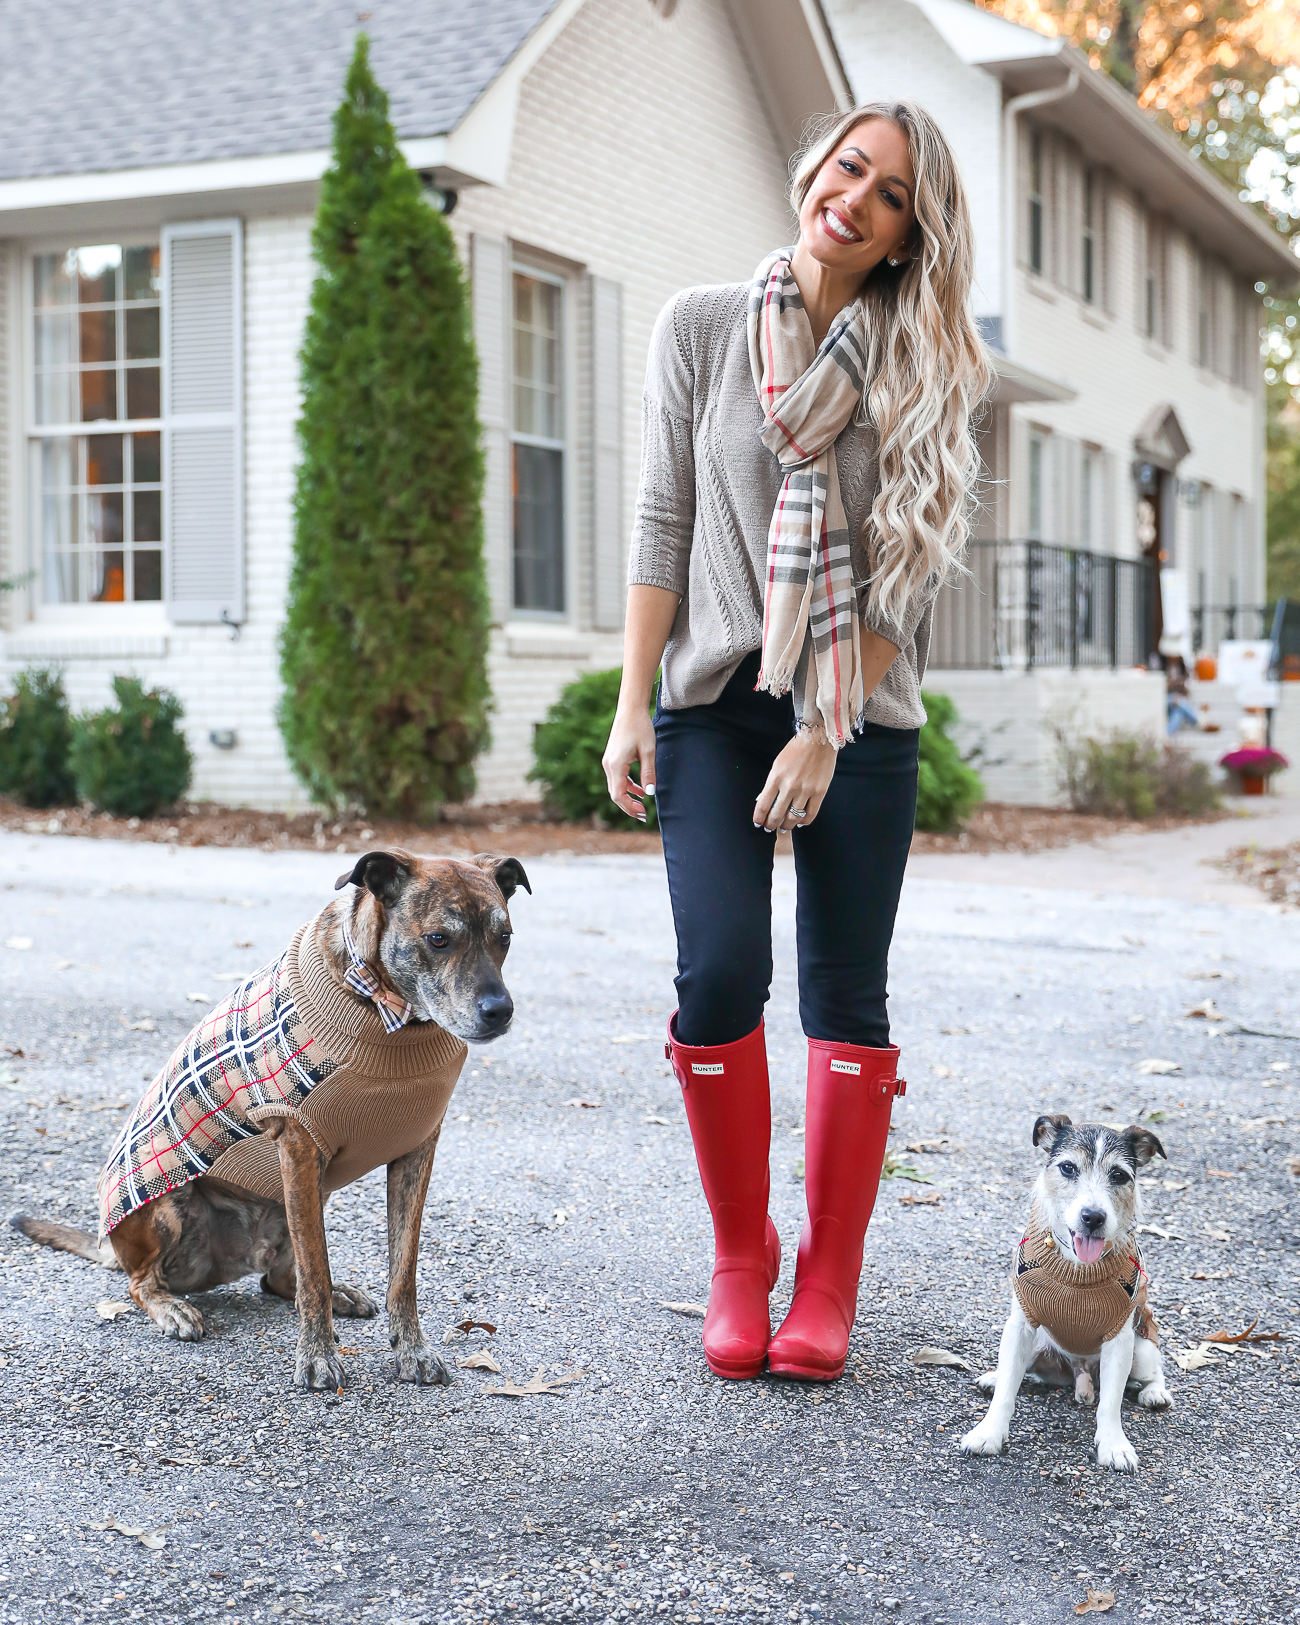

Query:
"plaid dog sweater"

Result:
[[1012, 1205, 1158, 1357], [98, 914, 467, 1236]]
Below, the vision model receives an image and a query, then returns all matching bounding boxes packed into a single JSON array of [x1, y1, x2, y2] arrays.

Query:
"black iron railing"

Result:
[[1191, 604, 1270, 652], [929, 539, 1157, 671]]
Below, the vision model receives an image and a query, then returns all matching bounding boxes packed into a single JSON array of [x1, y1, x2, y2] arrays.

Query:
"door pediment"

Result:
[[1133, 403, 1192, 471]]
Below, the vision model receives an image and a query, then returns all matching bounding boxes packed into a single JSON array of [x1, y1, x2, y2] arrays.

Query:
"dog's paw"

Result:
[[387, 1343, 452, 1386], [1137, 1380, 1173, 1411], [974, 1370, 997, 1396], [295, 1345, 348, 1392], [151, 1296, 205, 1342], [959, 1421, 1009, 1458], [331, 1282, 379, 1319], [1095, 1431, 1139, 1472], [1073, 1370, 1096, 1406]]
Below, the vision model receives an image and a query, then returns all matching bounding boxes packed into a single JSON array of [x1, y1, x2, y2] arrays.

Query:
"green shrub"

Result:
[[529, 667, 658, 829], [0, 668, 76, 808], [71, 676, 192, 817], [915, 690, 985, 832], [1055, 726, 1220, 819], [278, 36, 489, 821]]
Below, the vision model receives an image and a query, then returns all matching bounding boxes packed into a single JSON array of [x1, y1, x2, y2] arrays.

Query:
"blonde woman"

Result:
[[603, 102, 993, 1382]]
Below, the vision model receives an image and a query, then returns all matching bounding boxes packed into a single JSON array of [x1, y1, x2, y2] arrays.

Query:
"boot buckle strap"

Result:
[[871, 1076, 907, 1100]]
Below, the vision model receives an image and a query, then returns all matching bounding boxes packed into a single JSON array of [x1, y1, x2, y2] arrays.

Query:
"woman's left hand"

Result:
[[753, 730, 837, 833]]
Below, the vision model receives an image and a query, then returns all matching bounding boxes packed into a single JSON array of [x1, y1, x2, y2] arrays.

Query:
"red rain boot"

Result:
[[766, 1038, 906, 1381], [666, 1014, 782, 1380]]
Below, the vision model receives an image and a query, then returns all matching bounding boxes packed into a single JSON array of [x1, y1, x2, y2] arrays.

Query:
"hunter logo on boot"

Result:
[[829, 1059, 861, 1074], [692, 1062, 725, 1075]]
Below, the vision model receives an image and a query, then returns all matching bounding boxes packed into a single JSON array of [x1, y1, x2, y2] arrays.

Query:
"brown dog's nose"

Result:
[[477, 991, 513, 1030]]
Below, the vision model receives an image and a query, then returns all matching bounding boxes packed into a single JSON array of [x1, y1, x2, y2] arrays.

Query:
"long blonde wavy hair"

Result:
[[791, 101, 995, 631]]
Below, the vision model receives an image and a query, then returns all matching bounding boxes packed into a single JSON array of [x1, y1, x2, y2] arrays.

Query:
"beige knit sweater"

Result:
[[626, 281, 939, 731], [99, 914, 466, 1232], [1012, 1206, 1158, 1357]]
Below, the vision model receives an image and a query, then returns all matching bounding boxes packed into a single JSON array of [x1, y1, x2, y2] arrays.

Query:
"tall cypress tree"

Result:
[[279, 36, 490, 820]]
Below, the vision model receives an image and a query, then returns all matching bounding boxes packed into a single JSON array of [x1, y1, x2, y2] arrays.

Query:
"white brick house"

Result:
[[0, 0, 849, 809]]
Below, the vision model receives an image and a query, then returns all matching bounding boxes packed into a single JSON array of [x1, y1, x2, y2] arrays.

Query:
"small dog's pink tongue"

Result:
[[1073, 1235, 1105, 1265]]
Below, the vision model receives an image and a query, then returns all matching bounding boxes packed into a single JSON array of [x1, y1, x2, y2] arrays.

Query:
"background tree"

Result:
[[279, 36, 490, 820], [977, 1, 1300, 605]]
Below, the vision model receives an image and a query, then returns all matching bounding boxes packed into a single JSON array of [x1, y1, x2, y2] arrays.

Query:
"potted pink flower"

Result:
[[1220, 746, 1289, 796]]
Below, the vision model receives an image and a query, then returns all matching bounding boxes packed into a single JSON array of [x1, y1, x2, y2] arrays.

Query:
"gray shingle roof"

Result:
[[0, 0, 559, 182]]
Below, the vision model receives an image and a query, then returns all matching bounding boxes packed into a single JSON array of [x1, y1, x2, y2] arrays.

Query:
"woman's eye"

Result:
[[1058, 1162, 1078, 1180], [424, 932, 447, 950], [838, 158, 862, 177], [881, 190, 901, 210]]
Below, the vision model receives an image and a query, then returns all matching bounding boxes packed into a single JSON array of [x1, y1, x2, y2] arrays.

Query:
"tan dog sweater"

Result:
[[98, 914, 466, 1235], [1012, 1206, 1157, 1357]]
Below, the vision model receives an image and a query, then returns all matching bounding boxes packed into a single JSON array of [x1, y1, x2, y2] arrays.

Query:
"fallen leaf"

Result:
[[2, 1046, 23, 1057], [455, 1319, 497, 1335], [1284, 1155, 1300, 1176], [558, 1098, 601, 1109], [5, 937, 33, 951], [793, 1158, 805, 1180], [1189, 1270, 1230, 1280], [484, 1367, 586, 1398], [1135, 1224, 1182, 1240], [88, 1515, 165, 1550], [1203, 1224, 1231, 1241], [1270, 1060, 1290, 1072], [1206, 1169, 1234, 1178], [1136, 1058, 1180, 1075], [186, 992, 210, 1004], [1172, 1344, 1225, 1372], [903, 1139, 954, 1154], [1075, 1590, 1115, 1616], [899, 1191, 942, 1206], [95, 1301, 135, 1321], [939, 1025, 970, 1035], [660, 1301, 707, 1318], [644, 1115, 671, 1125], [457, 1350, 503, 1373], [1141, 1108, 1167, 1123], [1186, 1000, 1223, 1020], [127, 1019, 157, 1033], [157, 1454, 204, 1468], [881, 1150, 934, 1184], [930, 1063, 956, 1078], [1206, 1318, 1285, 1345], [912, 1345, 971, 1371], [553, 1209, 568, 1225]]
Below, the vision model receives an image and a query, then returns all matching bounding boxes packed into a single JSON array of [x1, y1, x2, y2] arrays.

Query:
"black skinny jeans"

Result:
[[654, 651, 919, 1050]]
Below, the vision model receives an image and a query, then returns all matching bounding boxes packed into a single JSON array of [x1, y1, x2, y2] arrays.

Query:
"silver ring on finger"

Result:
[[790, 806, 808, 820]]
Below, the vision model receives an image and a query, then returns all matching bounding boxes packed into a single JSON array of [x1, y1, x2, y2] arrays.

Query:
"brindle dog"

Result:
[[12, 849, 528, 1391]]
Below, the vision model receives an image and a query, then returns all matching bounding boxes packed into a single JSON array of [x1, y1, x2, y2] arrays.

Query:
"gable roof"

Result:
[[0, 0, 559, 183], [905, 0, 1297, 286]]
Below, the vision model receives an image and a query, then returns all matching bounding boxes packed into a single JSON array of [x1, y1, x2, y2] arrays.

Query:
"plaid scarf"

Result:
[[342, 925, 413, 1034], [746, 248, 868, 747]]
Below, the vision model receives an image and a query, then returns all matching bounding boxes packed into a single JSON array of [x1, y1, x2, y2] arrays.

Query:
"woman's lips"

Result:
[[820, 206, 862, 245]]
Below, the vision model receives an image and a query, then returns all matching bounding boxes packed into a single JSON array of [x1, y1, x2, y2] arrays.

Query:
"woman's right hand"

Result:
[[602, 703, 657, 823]]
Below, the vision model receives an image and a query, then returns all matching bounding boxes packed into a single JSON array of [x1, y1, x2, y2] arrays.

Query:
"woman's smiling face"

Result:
[[797, 117, 917, 280]]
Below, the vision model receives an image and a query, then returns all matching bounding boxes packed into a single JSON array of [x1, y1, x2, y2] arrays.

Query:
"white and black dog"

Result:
[[960, 1114, 1173, 1472]]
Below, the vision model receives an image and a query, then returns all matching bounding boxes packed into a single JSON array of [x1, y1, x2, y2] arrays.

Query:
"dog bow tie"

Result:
[[341, 926, 413, 1034]]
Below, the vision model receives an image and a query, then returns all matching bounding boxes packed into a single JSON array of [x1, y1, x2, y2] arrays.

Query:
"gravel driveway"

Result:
[[0, 827, 1297, 1625]]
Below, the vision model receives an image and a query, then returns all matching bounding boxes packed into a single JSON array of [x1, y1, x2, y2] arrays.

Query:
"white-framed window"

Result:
[[511, 266, 566, 615], [1082, 171, 1097, 305], [27, 241, 164, 605], [1028, 130, 1045, 276], [1080, 445, 1095, 550], [1195, 253, 1211, 368], [1028, 431, 1045, 539], [1142, 218, 1165, 344]]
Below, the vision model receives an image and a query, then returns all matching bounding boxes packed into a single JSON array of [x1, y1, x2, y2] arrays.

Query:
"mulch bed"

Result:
[[1220, 840, 1300, 908], [0, 795, 1230, 860]]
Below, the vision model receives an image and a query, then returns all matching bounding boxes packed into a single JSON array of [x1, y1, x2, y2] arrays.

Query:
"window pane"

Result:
[[88, 491, 124, 548], [35, 312, 74, 366], [124, 246, 161, 301], [133, 488, 161, 542], [133, 550, 163, 601], [75, 245, 121, 305], [512, 273, 561, 441], [40, 485, 77, 553], [34, 371, 73, 425], [43, 551, 79, 605], [89, 551, 126, 602], [79, 368, 118, 422], [34, 251, 76, 308], [87, 434, 124, 485], [125, 305, 160, 360], [125, 367, 160, 421], [513, 443, 564, 612], [132, 431, 162, 484], [79, 308, 117, 363]]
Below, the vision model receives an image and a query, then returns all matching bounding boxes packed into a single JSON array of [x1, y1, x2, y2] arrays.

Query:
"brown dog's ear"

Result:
[[1032, 1113, 1072, 1149], [473, 853, 532, 901], [334, 849, 413, 907], [1120, 1126, 1167, 1167]]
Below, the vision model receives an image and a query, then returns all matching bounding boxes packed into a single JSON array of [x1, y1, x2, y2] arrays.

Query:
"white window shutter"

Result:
[[471, 234, 511, 623], [589, 275, 624, 631], [162, 220, 243, 625]]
